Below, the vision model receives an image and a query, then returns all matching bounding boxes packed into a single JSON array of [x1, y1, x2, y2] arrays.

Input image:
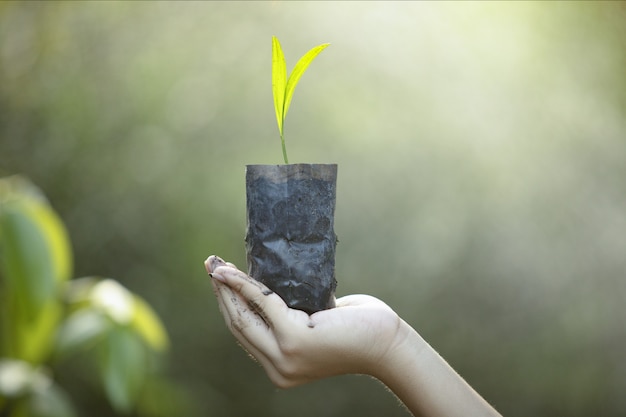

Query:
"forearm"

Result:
[[206, 257, 499, 415], [373, 320, 501, 417]]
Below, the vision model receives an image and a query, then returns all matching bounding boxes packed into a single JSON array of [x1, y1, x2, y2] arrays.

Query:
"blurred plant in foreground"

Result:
[[0, 175, 178, 417]]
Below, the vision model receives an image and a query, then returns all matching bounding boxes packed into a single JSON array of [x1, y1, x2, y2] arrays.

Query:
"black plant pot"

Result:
[[245, 164, 338, 315]]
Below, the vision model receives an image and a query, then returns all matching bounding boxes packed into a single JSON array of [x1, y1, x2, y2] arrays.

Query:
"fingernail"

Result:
[[210, 272, 226, 283], [204, 258, 212, 273]]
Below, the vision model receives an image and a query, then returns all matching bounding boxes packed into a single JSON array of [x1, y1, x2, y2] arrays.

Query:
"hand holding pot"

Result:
[[205, 255, 501, 417], [205, 255, 400, 387]]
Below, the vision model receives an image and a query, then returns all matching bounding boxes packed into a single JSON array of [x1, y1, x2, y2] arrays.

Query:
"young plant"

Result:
[[272, 36, 329, 164]]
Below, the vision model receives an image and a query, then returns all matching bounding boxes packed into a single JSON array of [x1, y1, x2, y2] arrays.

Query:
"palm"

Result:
[[206, 256, 401, 387]]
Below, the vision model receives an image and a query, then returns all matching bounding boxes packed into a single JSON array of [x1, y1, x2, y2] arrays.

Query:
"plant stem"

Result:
[[280, 129, 289, 164]]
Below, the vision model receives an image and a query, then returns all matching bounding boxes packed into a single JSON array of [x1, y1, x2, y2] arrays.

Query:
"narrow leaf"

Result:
[[271, 36, 287, 137], [283, 42, 330, 119]]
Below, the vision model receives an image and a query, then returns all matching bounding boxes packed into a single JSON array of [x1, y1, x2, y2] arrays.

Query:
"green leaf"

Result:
[[1, 203, 56, 317], [283, 42, 330, 119], [271, 37, 329, 164], [0, 176, 72, 362], [272, 36, 290, 164], [15, 300, 63, 363], [0, 359, 76, 417], [99, 326, 146, 413], [54, 308, 111, 359], [0, 176, 73, 318], [271, 36, 287, 138], [28, 381, 77, 417], [0, 359, 34, 398], [61, 276, 100, 309], [89, 279, 134, 325], [61, 277, 169, 352], [131, 295, 169, 352]]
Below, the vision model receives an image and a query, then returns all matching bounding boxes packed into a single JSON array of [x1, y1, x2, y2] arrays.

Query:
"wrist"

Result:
[[370, 320, 438, 415], [369, 318, 427, 382], [371, 320, 502, 417]]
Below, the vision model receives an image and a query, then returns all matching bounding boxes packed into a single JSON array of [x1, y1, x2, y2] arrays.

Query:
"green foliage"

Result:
[[99, 326, 146, 413], [272, 36, 329, 164], [0, 359, 76, 417], [0, 176, 70, 364], [0, 176, 172, 416]]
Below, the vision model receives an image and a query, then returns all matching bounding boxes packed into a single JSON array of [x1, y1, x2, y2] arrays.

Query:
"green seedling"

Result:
[[272, 36, 329, 164]]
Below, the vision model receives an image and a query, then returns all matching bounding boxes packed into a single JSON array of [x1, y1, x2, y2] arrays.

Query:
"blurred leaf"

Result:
[[15, 300, 63, 364], [89, 279, 134, 325], [0, 202, 55, 317], [28, 381, 77, 417], [0, 176, 73, 318], [54, 309, 111, 360], [99, 326, 146, 414], [131, 295, 169, 352], [0, 359, 34, 398], [0, 176, 48, 206], [0, 358, 76, 417], [61, 276, 101, 310], [0, 176, 72, 363], [61, 277, 169, 351]]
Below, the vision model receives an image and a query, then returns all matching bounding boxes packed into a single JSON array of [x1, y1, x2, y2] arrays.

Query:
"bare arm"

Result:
[[205, 255, 501, 417], [373, 318, 500, 417]]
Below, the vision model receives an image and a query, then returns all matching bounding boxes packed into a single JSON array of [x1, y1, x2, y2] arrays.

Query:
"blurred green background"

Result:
[[1, 1, 625, 416]]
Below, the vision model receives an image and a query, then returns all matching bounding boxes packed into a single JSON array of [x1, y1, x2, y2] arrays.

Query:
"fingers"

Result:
[[205, 257, 288, 355], [211, 278, 305, 387], [205, 257, 281, 322], [205, 255, 224, 274], [205, 255, 238, 274], [210, 265, 290, 331], [204, 255, 318, 387], [205, 255, 288, 336], [211, 278, 278, 357]]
